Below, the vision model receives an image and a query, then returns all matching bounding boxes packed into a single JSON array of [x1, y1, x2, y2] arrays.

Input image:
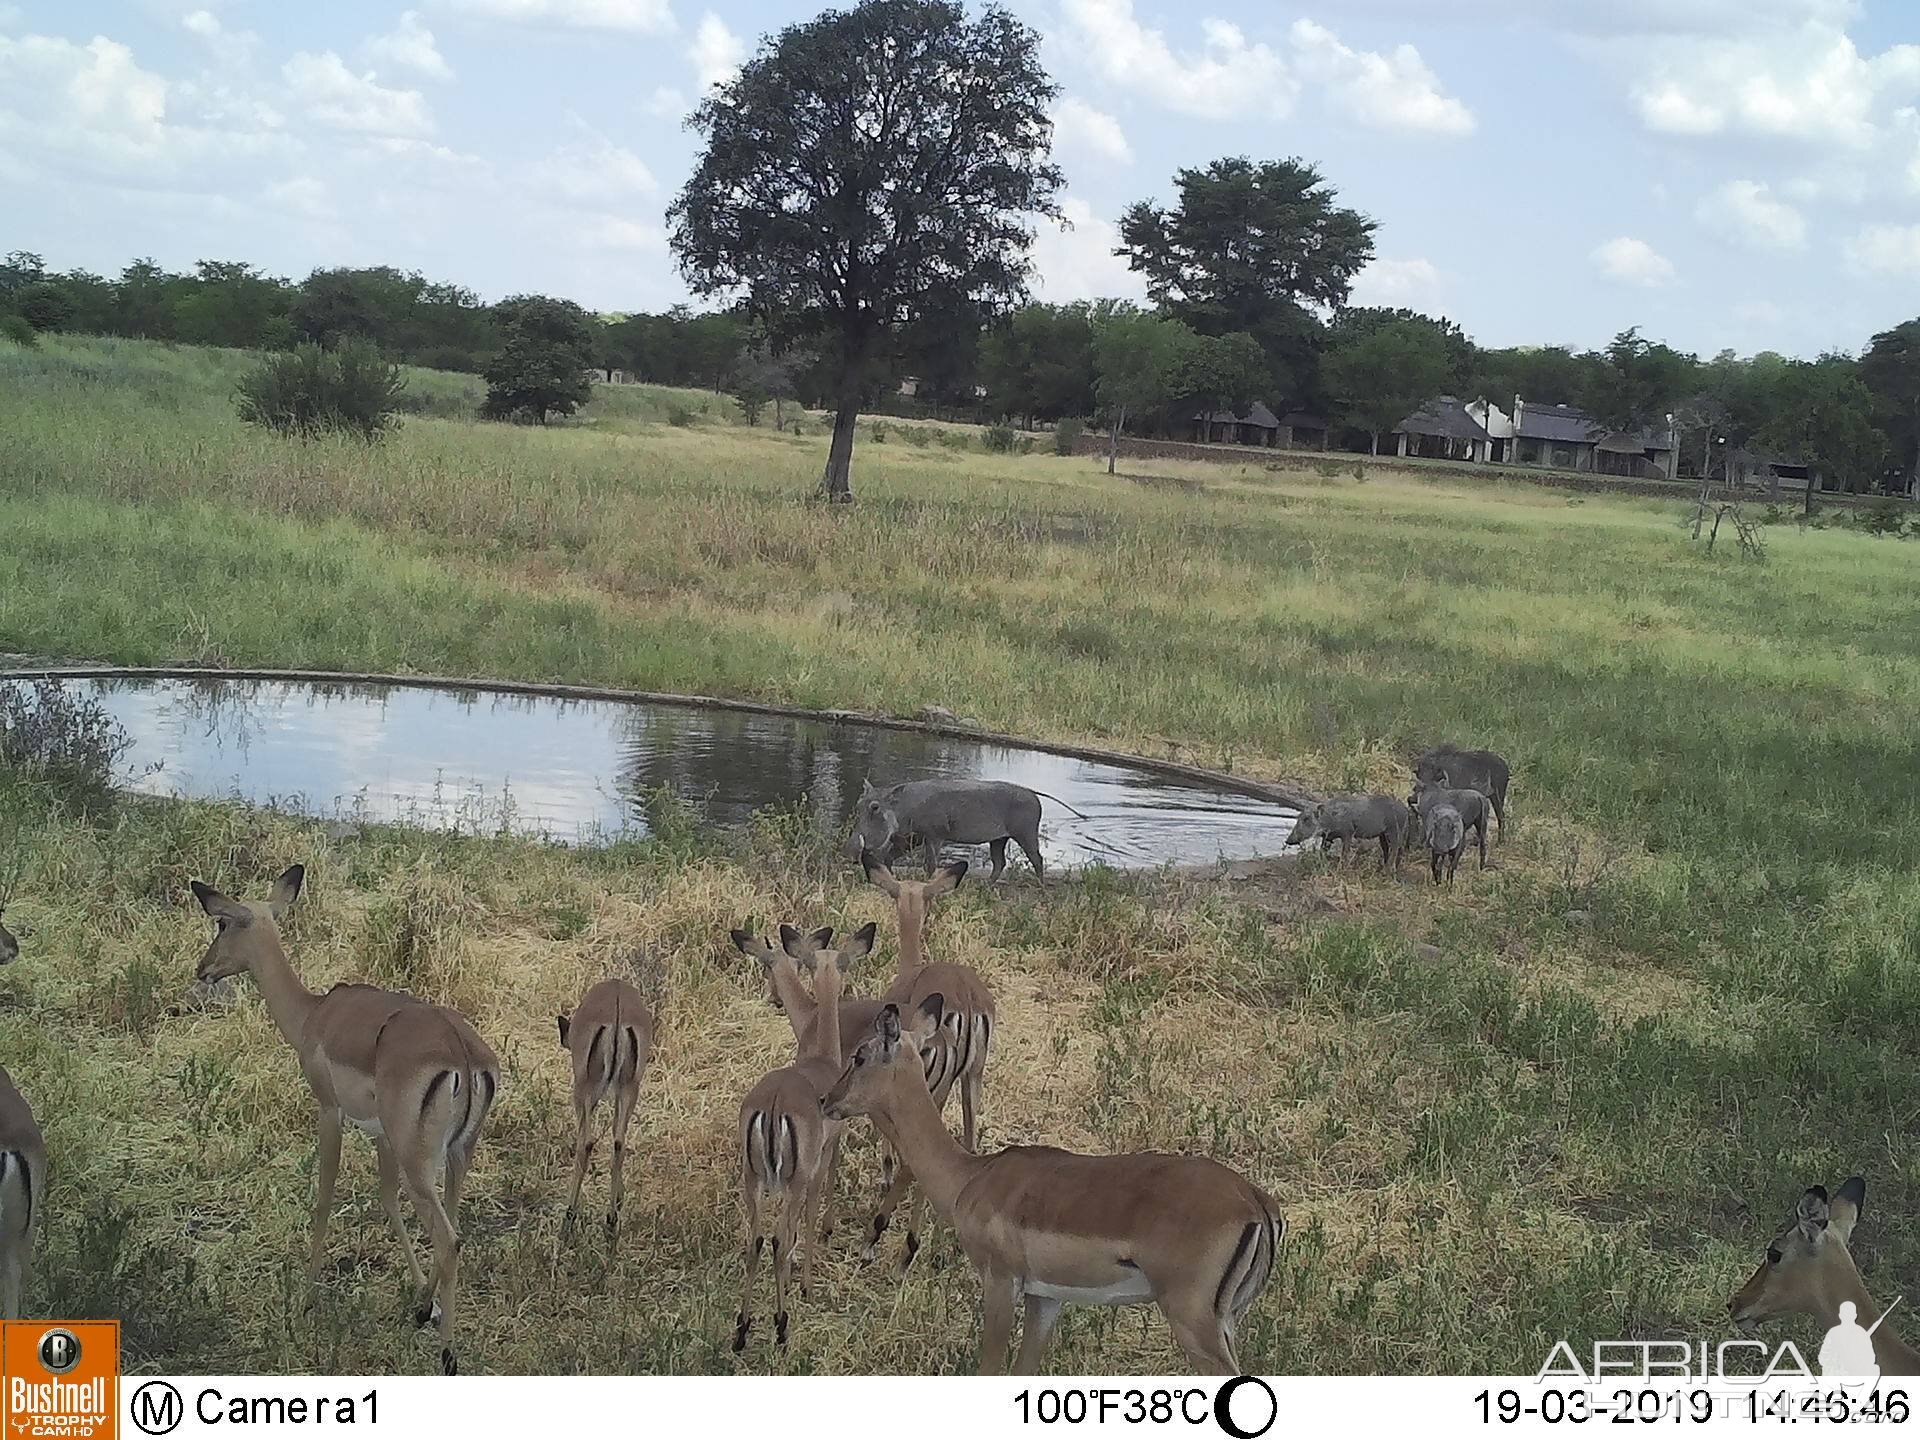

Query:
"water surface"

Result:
[[35, 677, 1300, 869]]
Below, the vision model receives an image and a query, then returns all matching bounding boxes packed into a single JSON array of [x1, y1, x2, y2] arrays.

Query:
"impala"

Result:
[[733, 921, 875, 1352], [1729, 1175, 1919, 1374], [0, 1063, 44, 1320], [859, 849, 994, 1266], [824, 1001, 1285, 1375], [557, 977, 654, 1238], [191, 865, 500, 1375]]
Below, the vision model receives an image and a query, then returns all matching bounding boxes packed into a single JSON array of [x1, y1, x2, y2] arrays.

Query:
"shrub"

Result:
[[1053, 416, 1084, 455], [667, 404, 697, 427], [0, 680, 134, 809], [1860, 499, 1908, 536], [0, 314, 36, 349], [234, 340, 404, 441], [983, 419, 1019, 453], [870, 421, 890, 443], [899, 425, 933, 447]]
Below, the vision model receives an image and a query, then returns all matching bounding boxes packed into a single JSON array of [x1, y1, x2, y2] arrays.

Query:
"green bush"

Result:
[[983, 419, 1019, 453], [0, 314, 36, 348], [1053, 416, 1084, 455], [1860, 499, 1908, 535], [667, 404, 697, 427], [0, 680, 133, 810], [870, 421, 890, 443], [234, 340, 404, 441]]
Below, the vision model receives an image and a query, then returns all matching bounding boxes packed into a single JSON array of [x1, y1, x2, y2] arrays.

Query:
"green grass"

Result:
[[2, 333, 1919, 1374]]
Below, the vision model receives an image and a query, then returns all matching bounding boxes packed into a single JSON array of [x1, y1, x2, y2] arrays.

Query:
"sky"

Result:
[[5, 0, 1920, 357]]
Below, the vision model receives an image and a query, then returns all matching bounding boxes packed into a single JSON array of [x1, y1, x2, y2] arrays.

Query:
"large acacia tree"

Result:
[[670, 0, 1062, 500]]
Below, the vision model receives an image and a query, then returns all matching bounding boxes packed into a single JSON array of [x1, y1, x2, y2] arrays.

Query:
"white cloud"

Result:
[[1350, 257, 1441, 306], [265, 175, 335, 220], [1696, 180, 1807, 250], [1846, 223, 1920, 275], [1029, 196, 1147, 303], [1051, 97, 1132, 164], [644, 86, 688, 118], [689, 12, 742, 92], [181, 9, 256, 66], [1059, 0, 1294, 121], [1591, 236, 1676, 286], [1631, 23, 1920, 147], [437, 0, 675, 34], [578, 216, 667, 250], [366, 11, 452, 81], [1289, 19, 1474, 135], [535, 130, 657, 203], [0, 33, 170, 170], [283, 51, 433, 136]]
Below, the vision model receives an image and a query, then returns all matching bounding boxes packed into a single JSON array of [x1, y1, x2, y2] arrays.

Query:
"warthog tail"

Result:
[[1030, 789, 1091, 820]]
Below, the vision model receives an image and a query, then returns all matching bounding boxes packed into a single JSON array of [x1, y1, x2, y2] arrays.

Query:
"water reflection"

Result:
[[36, 678, 1300, 868]]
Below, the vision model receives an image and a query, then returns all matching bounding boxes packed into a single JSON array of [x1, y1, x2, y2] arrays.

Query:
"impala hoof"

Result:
[[441, 1348, 457, 1376], [604, 1213, 619, 1241], [774, 1311, 789, 1347], [902, 1232, 920, 1269], [731, 1315, 750, 1353]]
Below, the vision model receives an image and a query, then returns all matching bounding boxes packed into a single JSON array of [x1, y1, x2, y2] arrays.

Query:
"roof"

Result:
[[1193, 402, 1282, 429], [1513, 403, 1599, 443], [1395, 395, 1490, 441], [1515, 401, 1675, 449], [1279, 410, 1328, 429]]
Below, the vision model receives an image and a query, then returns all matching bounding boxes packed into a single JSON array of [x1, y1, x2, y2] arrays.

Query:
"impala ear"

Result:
[[190, 880, 247, 922], [913, 991, 945, 1038], [731, 928, 771, 962], [841, 921, 878, 964], [1831, 1176, 1866, 1243], [268, 864, 305, 919], [557, 1015, 570, 1047], [861, 848, 901, 898], [1796, 1185, 1832, 1243], [778, 923, 806, 958], [877, 1002, 902, 1053], [808, 925, 835, 951], [927, 860, 968, 897]]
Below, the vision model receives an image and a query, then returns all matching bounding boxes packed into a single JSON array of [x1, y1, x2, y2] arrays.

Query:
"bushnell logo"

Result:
[[2, 1319, 119, 1440]]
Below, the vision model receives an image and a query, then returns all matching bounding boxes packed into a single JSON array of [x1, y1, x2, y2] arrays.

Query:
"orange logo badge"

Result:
[[2, 1321, 119, 1440]]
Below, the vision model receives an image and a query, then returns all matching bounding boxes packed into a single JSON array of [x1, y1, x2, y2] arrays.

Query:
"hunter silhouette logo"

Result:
[[1820, 1297, 1901, 1389], [2, 1320, 118, 1440]]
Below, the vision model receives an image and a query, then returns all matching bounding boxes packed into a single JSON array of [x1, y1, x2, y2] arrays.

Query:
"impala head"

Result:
[[861, 848, 966, 929], [1728, 1176, 1867, 1332], [848, 778, 904, 859], [822, 995, 945, 1121], [190, 864, 305, 982], [779, 921, 876, 980]]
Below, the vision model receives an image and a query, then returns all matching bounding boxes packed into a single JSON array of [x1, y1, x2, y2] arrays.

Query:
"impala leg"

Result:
[[608, 1078, 640, 1239], [1164, 1297, 1238, 1376], [772, 1203, 797, 1349], [563, 1091, 593, 1231], [1013, 1294, 1064, 1376], [0, 1239, 20, 1322], [977, 1272, 1017, 1374], [800, 1165, 828, 1301], [813, 1126, 841, 1247], [374, 1138, 429, 1301], [959, 1063, 983, 1152], [404, 1166, 461, 1374], [308, 1108, 343, 1284], [733, 1175, 762, 1353]]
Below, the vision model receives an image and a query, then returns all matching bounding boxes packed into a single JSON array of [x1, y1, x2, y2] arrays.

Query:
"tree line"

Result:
[[6, 0, 1918, 497]]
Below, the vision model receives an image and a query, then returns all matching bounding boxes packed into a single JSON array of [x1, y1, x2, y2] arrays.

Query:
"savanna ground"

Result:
[[1, 334, 1919, 1375]]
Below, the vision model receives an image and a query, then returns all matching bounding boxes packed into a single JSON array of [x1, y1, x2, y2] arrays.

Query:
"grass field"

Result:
[[2, 333, 1920, 1375]]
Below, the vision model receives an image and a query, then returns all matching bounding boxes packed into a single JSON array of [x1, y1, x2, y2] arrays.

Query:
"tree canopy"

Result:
[[1321, 311, 1453, 453], [481, 295, 597, 425], [670, 0, 1063, 499]]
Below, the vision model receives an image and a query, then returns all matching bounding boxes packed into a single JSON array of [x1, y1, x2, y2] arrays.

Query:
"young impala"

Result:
[[824, 1001, 1285, 1374], [191, 865, 500, 1375], [1729, 1175, 1919, 1374], [0, 1063, 44, 1321], [557, 977, 654, 1238], [733, 922, 875, 1352]]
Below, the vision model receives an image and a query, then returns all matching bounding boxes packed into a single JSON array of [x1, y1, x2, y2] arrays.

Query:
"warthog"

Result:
[[1284, 793, 1411, 869], [1414, 745, 1510, 835], [1408, 777, 1491, 870], [1424, 803, 1466, 887], [849, 778, 1079, 880]]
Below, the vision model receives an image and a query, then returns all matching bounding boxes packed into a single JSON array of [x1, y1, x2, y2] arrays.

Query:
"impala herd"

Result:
[[0, 773, 1910, 1376]]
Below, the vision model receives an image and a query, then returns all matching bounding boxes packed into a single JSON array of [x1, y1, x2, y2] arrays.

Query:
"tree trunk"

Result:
[[821, 404, 858, 501], [1910, 431, 1919, 500], [1108, 406, 1124, 475], [774, 396, 785, 432], [1369, 431, 1380, 456], [1804, 468, 1817, 518]]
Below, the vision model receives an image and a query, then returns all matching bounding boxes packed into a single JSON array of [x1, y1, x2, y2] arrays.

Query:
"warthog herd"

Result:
[[1286, 744, 1513, 887]]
